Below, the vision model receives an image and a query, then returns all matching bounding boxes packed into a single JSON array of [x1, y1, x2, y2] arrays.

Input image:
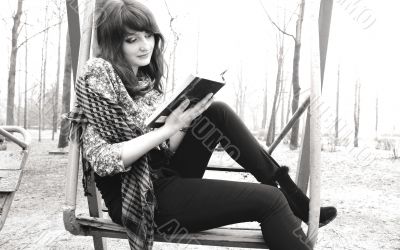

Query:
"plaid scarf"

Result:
[[68, 75, 156, 249]]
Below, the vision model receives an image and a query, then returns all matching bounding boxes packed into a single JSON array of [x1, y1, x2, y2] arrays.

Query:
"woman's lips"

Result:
[[138, 53, 150, 58]]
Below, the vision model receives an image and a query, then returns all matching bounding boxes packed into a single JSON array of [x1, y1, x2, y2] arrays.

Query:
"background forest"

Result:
[[1, 0, 399, 152]]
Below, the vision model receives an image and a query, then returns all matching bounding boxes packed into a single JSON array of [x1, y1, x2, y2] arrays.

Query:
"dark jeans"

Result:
[[153, 101, 309, 250]]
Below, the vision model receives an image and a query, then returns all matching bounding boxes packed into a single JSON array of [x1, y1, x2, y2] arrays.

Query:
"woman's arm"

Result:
[[82, 123, 177, 176], [121, 125, 175, 166], [84, 95, 213, 176], [168, 130, 186, 153], [123, 94, 215, 166]]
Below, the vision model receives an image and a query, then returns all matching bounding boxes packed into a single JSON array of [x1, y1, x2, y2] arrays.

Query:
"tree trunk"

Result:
[[163, 0, 179, 96], [240, 88, 246, 120], [280, 80, 286, 131], [24, 19, 28, 129], [261, 76, 268, 129], [171, 37, 178, 93], [289, 0, 305, 150], [285, 81, 292, 125], [375, 95, 378, 139], [266, 45, 284, 146], [52, 13, 63, 140], [58, 32, 72, 148], [354, 81, 361, 147], [17, 65, 21, 126], [235, 63, 246, 120], [335, 65, 340, 145], [275, 68, 285, 131], [6, 0, 24, 125], [39, 2, 49, 141]]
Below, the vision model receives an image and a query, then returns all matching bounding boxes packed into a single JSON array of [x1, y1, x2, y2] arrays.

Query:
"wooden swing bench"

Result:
[[63, 96, 313, 249], [63, 0, 333, 248], [64, 141, 269, 249], [0, 126, 30, 231]]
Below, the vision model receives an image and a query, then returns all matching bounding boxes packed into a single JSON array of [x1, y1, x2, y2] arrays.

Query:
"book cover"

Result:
[[145, 74, 226, 128]]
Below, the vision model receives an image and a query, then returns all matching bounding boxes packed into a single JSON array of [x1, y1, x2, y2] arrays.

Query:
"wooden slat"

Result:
[[0, 170, 22, 192], [76, 216, 268, 249], [0, 193, 8, 215], [0, 192, 16, 230], [0, 151, 24, 170], [206, 164, 246, 172], [77, 216, 125, 233], [156, 227, 267, 249]]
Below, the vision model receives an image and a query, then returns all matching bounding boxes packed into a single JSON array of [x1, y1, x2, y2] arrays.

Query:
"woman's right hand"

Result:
[[164, 93, 214, 132]]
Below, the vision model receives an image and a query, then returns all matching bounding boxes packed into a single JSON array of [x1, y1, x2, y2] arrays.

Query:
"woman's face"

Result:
[[122, 29, 155, 74]]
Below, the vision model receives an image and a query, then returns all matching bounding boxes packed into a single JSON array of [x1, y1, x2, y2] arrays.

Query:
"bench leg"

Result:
[[93, 236, 107, 250], [87, 172, 108, 250]]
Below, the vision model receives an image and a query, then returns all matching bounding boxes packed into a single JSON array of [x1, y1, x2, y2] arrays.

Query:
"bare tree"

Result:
[[280, 79, 287, 131], [24, 18, 28, 129], [354, 80, 361, 147], [259, 1, 303, 148], [261, 74, 268, 129], [38, 1, 50, 141], [52, 0, 65, 140], [289, 0, 305, 150], [335, 65, 340, 145], [285, 80, 292, 125], [17, 60, 22, 126], [58, 32, 72, 148], [266, 42, 284, 146], [163, 0, 180, 95], [375, 95, 378, 139], [6, 0, 24, 125], [233, 62, 247, 119]]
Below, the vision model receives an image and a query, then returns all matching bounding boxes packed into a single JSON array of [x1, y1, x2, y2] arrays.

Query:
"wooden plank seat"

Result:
[[68, 214, 267, 248], [0, 126, 30, 231]]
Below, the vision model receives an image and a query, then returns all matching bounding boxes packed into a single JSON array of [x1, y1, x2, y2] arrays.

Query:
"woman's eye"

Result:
[[126, 38, 137, 43], [145, 33, 154, 38]]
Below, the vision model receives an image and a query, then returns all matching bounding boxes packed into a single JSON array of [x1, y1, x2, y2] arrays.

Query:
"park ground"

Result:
[[0, 130, 399, 250]]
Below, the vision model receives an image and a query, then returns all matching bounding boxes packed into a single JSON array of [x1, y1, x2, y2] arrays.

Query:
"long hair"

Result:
[[96, 0, 165, 99]]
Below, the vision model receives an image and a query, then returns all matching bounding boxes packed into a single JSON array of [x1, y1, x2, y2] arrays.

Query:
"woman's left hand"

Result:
[[163, 93, 214, 132]]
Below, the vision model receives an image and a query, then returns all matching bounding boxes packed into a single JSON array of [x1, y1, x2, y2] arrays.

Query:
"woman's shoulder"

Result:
[[82, 57, 115, 77], [81, 57, 120, 101]]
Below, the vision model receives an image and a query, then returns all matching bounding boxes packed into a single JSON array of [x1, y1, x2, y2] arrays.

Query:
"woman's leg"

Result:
[[165, 101, 336, 226], [167, 101, 277, 185], [154, 177, 310, 250]]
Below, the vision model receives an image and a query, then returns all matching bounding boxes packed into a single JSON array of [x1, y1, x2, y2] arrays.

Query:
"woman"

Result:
[[72, 0, 337, 249]]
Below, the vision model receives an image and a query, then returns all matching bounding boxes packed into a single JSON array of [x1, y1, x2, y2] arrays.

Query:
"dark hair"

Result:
[[96, 0, 165, 99]]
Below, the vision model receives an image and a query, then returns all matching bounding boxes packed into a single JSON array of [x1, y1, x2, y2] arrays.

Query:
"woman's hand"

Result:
[[163, 93, 214, 133]]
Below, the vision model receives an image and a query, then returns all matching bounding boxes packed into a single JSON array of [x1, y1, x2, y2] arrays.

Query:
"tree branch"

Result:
[[16, 21, 62, 49], [259, 0, 296, 42]]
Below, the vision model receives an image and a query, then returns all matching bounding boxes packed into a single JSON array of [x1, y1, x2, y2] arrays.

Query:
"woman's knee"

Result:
[[206, 101, 233, 116], [190, 101, 229, 131], [197, 101, 233, 125], [257, 186, 289, 221]]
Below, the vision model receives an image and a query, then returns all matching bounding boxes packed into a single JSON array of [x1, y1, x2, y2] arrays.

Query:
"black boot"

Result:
[[273, 166, 337, 227]]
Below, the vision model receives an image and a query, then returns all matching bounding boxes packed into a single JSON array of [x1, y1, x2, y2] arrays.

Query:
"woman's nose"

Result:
[[139, 38, 151, 51]]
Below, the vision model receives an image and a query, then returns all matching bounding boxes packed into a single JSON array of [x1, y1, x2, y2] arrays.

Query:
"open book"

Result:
[[145, 74, 226, 128]]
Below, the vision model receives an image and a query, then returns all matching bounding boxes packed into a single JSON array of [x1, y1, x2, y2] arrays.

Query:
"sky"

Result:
[[0, 0, 399, 143]]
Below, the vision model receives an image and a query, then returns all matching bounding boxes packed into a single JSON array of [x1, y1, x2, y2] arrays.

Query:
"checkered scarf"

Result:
[[68, 76, 156, 249]]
